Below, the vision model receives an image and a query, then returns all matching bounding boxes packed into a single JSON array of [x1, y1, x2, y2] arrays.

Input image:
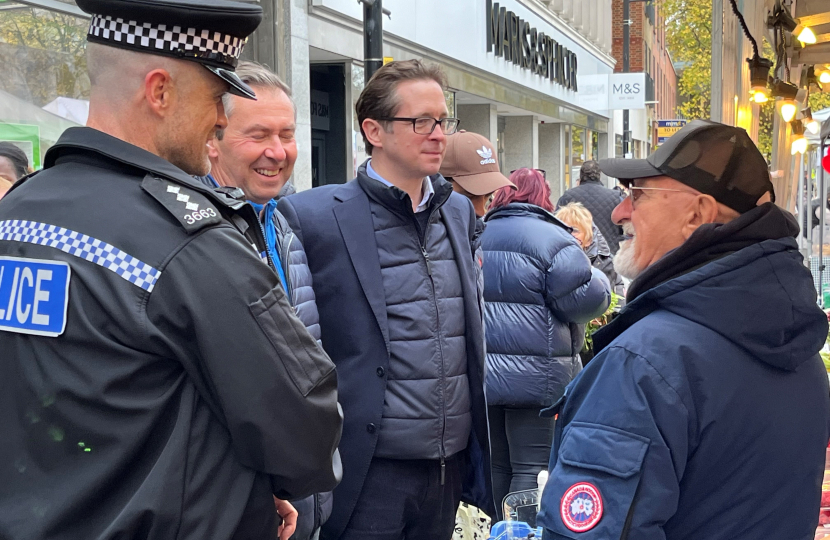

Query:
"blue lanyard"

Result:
[[204, 175, 288, 291], [249, 199, 288, 291]]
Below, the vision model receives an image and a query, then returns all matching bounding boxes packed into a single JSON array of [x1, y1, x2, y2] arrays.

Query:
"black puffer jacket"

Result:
[[194, 177, 321, 341], [557, 179, 624, 254], [482, 203, 611, 407]]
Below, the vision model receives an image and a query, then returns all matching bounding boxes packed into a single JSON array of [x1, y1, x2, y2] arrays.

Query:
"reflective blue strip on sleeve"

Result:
[[0, 220, 161, 292]]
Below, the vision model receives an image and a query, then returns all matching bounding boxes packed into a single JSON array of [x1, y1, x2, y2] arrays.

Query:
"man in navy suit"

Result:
[[278, 60, 494, 540]]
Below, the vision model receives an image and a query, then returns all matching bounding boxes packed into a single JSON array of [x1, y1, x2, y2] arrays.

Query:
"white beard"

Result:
[[614, 224, 644, 280]]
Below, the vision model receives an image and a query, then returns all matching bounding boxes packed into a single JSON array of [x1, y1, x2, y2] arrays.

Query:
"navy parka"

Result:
[[538, 213, 830, 540]]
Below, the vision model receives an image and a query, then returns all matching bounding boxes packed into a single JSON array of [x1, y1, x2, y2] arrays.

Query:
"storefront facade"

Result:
[[306, 0, 616, 198], [1, 0, 616, 198]]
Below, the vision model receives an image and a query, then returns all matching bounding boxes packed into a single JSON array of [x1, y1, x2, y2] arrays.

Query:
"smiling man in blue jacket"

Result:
[[538, 120, 830, 540]]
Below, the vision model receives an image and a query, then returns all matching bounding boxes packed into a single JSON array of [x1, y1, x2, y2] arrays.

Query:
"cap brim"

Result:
[[598, 158, 662, 185], [453, 171, 516, 196], [204, 65, 257, 100]]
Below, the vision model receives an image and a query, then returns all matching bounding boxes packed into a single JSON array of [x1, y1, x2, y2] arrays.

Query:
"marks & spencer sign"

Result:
[[485, 0, 578, 91]]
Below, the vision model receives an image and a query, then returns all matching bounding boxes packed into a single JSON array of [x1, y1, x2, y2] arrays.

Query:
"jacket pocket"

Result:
[[540, 422, 648, 539], [250, 286, 334, 397]]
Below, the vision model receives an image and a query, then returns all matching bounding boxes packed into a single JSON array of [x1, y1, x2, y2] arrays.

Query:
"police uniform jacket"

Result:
[[0, 127, 343, 540]]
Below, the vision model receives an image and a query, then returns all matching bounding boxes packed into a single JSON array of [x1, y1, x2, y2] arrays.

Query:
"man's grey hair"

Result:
[[218, 61, 295, 139]]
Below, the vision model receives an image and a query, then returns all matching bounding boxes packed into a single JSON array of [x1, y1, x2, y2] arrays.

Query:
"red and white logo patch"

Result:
[[560, 482, 603, 533]]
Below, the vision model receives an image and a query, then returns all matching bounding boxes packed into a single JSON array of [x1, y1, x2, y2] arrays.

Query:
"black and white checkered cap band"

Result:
[[89, 14, 244, 67], [0, 220, 161, 293]]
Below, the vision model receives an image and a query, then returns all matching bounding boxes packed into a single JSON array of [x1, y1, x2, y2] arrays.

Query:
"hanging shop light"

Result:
[[819, 67, 830, 85], [803, 108, 820, 134], [748, 55, 773, 103], [768, 4, 816, 45], [770, 79, 800, 121], [796, 25, 817, 45], [781, 101, 798, 122], [791, 121, 807, 155]]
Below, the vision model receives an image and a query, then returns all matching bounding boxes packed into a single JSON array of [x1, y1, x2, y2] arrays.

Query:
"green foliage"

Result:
[[583, 292, 621, 351], [757, 39, 777, 162], [661, 0, 712, 119], [810, 91, 830, 113], [0, 6, 89, 106]]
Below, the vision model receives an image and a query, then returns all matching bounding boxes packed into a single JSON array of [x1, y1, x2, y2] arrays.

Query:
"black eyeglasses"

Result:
[[379, 117, 460, 135], [510, 169, 547, 180]]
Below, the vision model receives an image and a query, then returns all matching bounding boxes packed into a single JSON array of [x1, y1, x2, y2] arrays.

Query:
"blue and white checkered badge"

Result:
[[0, 256, 70, 337]]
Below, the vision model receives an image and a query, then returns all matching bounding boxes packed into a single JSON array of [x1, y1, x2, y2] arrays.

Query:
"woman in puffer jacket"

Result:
[[482, 168, 611, 518], [555, 202, 626, 303]]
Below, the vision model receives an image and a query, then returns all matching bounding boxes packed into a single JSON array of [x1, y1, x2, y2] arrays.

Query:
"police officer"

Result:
[[0, 1, 342, 539]]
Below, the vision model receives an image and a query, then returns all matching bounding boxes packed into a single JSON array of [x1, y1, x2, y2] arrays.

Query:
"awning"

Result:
[[795, 0, 830, 66]]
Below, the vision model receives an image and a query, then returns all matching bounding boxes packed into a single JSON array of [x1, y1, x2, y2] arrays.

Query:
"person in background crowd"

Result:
[[481, 168, 610, 519], [278, 59, 495, 540], [558, 160, 624, 254], [199, 61, 329, 540], [439, 130, 515, 219], [439, 129, 514, 289], [538, 120, 830, 540], [0, 0, 343, 538], [0, 141, 31, 198], [554, 202, 625, 302]]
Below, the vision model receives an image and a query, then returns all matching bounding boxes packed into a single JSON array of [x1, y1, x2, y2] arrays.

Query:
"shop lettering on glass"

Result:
[[485, 0, 578, 91]]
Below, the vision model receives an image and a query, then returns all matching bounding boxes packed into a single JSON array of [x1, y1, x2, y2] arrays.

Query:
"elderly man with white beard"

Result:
[[536, 120, 830, 540]]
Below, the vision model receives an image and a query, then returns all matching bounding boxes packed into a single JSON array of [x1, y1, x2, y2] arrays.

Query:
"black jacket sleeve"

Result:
[[144, 224, 343, 500]]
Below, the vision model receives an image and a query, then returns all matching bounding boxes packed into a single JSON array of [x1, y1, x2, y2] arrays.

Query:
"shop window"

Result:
[[563, 124, 571, 191], [591, 131, 599, 161], [444, 91, 456, 119], [570, 127, 584, 189], [0, 0, 89, 169]]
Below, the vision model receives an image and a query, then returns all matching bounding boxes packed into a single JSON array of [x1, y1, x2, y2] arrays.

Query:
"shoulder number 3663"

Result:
[[184, 208, 217, 225]]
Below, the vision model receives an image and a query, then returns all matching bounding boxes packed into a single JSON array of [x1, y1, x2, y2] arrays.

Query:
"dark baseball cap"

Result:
[[598, 120, 774, 213], [77, 0, 263, 99]]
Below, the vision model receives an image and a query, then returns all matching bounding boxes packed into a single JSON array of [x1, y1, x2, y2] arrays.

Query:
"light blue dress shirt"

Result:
[[366, 159, 434, 214]]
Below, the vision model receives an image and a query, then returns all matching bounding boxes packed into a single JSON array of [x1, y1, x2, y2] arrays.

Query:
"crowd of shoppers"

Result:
[[481, 168, 610, 518], [1, 2, 829, 539]]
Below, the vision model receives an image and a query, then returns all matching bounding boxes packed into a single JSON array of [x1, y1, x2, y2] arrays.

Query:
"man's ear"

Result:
[[681, 195, 719, 239], [207, 138, 219, 160], [362, 118, 386, 151], [143, 68, 175, 117]]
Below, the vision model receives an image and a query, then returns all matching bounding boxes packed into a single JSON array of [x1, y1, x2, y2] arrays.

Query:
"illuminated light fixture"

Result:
[[792, 136, 808, 154], [769, 79, 800, 121], [747, 54, 773, 104], [751, 91, 769, 103], [795, 25, 817, 44], [769, 5, 817, 45], [791, 121, 807, 155], [780, 101, 798, 122], [803, 108, 820, 134], [806, 119, 820, 134], [821, 71, 830, 85]]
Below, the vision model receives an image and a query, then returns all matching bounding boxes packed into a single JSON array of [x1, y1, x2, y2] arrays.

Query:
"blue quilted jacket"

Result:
[[482, 203, 611, 407]]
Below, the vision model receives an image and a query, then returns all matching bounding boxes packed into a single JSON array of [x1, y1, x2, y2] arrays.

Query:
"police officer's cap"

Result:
[[77, 0, 262, 100]]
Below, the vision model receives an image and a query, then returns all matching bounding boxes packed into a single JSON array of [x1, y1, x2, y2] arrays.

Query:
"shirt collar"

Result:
[[366, 158, 434, 213]]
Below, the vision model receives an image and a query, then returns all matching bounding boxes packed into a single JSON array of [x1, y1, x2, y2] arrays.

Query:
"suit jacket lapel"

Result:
[[333, 186, 391, 354]]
